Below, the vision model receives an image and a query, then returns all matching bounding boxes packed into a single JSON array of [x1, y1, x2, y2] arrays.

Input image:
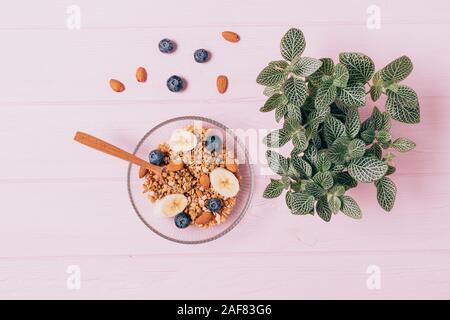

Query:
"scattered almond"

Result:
[[136, 67, 147, 82], [222, 31, 240, 43], [195, 212, 214, 225], [216, 75, 228, 94], [109, 79, 125, 92], [199, 174, 210, 188], [166, 161, 184, 172], [226, 159, 238, 173], [139, 166, 148, 178]]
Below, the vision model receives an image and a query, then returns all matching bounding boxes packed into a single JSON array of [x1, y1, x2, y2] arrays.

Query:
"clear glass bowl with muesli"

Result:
[[127, 116, 253, 244]]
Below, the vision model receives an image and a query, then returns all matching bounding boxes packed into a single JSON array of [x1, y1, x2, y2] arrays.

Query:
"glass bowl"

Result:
[[127, 116, 254, 244]]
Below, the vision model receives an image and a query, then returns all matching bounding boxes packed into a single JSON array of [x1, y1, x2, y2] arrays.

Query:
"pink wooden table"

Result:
[[1, 0, 450, 299]]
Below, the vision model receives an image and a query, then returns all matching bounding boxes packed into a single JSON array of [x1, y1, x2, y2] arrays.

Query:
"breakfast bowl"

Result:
[[127, 116, 254, 244]]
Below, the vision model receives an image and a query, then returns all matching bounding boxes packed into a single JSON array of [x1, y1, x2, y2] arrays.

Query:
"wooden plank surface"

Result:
[[0, 0, 449, 299]]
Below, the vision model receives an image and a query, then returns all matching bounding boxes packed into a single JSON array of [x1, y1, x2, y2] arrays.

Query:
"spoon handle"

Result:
[[74, 131, 163, 176]]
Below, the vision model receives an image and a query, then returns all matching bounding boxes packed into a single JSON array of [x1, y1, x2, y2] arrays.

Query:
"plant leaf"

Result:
[[339, 52, 375, 84], [366, 143, 383, 159], [327, 137, 350, 164], [263, 84, 282, 97], [327, 194, 342, 214], [280, 28, 306, 62], [316, 197, 332, 222], [313, 172, 334, 190], [263, 129, 291, 147], [391, 137, 416, 152], [348, 139, 366, 160], [386, 85, 419, 109], [257, 65, 287, 86], [375, 177, 397, 211], [290, 192, 314, 214], [333, 63, 349, 88], [292, 130, 308, 151], [348, 157, 388, 183], [337, 84, 366, 107], [293, 57, 322, 77], [315, 80, 337, 109], [377, 130, 392, 145], [309, 58, 335, 85], [286, 103, 302, 122], [269, 60, 289, 69], [291, 156, 312, 178], [345, 107, 361, 138], [263, 179, 285, 198], [386, 99, 420, 124], [324, 115, 346, 146], [340, 195, 362, 219], [305, 181, 326, 198], [335, 172, 358, 189], [316, 152, 332, 172], [260, 93, 286, 112], [275, 103, 288, 122], [284, 76, 307, 107], [381, 55, 413, 83], [266, 150, 289, 175]]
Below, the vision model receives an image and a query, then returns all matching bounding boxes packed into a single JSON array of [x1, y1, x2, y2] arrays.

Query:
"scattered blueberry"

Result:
[[158, 38, 175, 53], [205, 135, 222, 153], [194, 49, 209, 63], [167, 75, 184, 92], [207, 198, 222, 212], [174, 212, 191, 228], [149, 149, 165, 166]]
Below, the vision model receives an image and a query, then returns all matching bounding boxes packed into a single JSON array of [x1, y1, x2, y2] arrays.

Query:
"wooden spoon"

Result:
[[74, 131, 163, 177]]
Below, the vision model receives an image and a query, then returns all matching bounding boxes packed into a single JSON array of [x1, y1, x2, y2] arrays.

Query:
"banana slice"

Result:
[[169, 129, 198, 152], [154, 194, 188, 218], [210, 168, 240, 198]]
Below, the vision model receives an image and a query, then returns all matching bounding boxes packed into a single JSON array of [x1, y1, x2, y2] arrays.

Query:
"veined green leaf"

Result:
[[275, 104, 288, 122], [386, 85, 419, 109], [290, 192, 314, 214], [366, 143, 383, 159], [348, 157, 388, 183], [370, 84, 382, 102], [286, 103, 302, 122], [313, 172, 334, 190], [280, 28, 306, 62], [339, 52, 375, 84], [257, 65, 287, 86], [333, 63, 350, 88], [381, 55, 413, 83], [327, 137, 351, 164], [345, 108, 361, 138], [316, 152, 332, 172], [361, 129, 375, 144], [315, 80, 337, 109], [347, 139, 366, 160], [263, 84, 282, 97], [284, 77, 307, 107], [292, 130, 308, 151], [335, 172, 358, 189], [324, 115, 346, 146], [316, 197, 332, 222], [269, 60, 289, 69], [337, 83, 366, 107], [375, 177, 397, 212], [379, 112, 391, 131], [260, 93, 286, 112], [263, 179, 285, 198], [386, 99, 420, 124], [266, 150, 289, 175], [327, 194, 342, 214], [377, 130, 392, 145], [340, 196, 362, 219], [309, 58, 335, 86], [291, 156, 312, 178], [391, 137, 416, 152], [305, 181, 326, 198], [263, 129, 291, 147], [292, 57, 322, 77]]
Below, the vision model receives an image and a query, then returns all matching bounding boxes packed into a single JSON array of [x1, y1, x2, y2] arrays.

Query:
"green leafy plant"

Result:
[[257, 28, 419, 221]]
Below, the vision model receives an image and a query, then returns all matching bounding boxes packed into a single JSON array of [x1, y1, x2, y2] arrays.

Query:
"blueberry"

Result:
[[174, 212, 191, 228], [205, 135, 222, 153], [149, 149, 165, 166], [194, 49, 209, 63], [207, 198, 222, 212], [159, 38, 175, 53], [167, 75, 184, 92]]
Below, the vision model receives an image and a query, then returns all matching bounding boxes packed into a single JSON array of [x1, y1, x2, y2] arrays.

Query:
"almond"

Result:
[[222, 31, 240, 43], [139, 166, 148, 178], [166, 161, 184, 172], [136, 67, 147, 82], [216, 75, 228, 94], [226, 158, 238, 173], [195, 212, 214, 225], [199, 174, 210, 188], [109, 79, 125, 92]]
